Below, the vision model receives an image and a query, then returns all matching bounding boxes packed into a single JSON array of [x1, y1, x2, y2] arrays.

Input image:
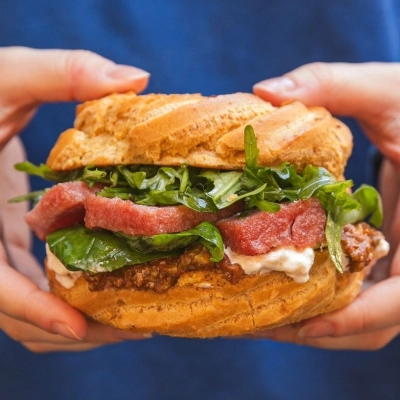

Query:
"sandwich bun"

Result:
[[46, 251, 363, 338], [47, 92, 352, 179], [43, 92, 370, 337]]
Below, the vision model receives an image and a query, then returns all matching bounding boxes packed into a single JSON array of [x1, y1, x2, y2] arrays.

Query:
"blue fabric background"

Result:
[[1, 1, 400, 399]]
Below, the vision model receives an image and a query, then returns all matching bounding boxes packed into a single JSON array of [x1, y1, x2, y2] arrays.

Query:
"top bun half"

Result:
[[46, 92, 353, 179]]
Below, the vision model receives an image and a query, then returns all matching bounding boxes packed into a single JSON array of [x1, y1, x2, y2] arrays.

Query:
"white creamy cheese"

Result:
[[373, 237, 390, 259], [46, 244, 82, 289], [224, 246, 315, 283]]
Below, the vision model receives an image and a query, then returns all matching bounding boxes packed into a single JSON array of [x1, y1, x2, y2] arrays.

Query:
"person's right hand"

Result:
[[0, 47, 151, 352]]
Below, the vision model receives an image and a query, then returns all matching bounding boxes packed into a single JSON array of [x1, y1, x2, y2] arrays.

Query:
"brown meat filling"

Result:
[[84, 243, 244, 293], [341, 222, 385, 272], [84, 222, 383, 293]]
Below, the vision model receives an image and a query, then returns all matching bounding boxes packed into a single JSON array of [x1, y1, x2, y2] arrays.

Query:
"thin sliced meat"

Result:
[[24, 181, 97, 240], [216, 198, 326, 256], [84, 195, 243, 236]]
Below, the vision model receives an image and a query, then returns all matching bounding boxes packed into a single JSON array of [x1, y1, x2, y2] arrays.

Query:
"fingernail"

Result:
[[105, 65, 150, 81], [51, 322, 83, 340], [254, 76, 296, 93], [298, 322, 334, 338]]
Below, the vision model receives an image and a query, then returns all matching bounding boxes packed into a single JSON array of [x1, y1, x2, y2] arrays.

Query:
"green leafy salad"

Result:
[[13, 126, 383, 274]]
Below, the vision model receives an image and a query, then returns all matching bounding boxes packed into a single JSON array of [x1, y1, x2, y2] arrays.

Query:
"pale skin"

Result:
[[253, 62, 400, 350], [0, 47, 151, 352], [1, 48, 399, 352]]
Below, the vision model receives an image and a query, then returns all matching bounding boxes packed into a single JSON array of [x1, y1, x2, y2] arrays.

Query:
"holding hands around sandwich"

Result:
[[0, 47, 151, 352], [253, 62, 400, 350], [1, 49, 398, 352]]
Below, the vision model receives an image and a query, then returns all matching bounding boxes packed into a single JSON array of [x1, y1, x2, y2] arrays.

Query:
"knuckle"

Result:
[[303, 61, 333, 78], [353, 293, 374, 334], [286, 61, 341, 109], [66, 49, 98, 72], [304, 62, 338, 94], [59, 50, 103, 100], [65, 49, 94, 71]]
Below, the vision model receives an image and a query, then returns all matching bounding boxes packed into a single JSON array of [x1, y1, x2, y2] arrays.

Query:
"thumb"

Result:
[[253, 62, 400, 118], [253, 62, 400, 163], [0, 46, 150, 104]]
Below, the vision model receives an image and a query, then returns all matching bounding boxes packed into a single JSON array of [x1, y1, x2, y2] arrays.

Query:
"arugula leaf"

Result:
[[346, 185, 383, 228], [96, 187, 133, 200], [244, 125, 259, 169], [249, 198, 281, 212], [14, 161, 82, 182], [8, 189, 47, 205], [117, 166, 146, 188], [298, 166, 337, 199], [200, 170, 243, 208], [117, 221, 224, 262], [81, 164, 108, 184], [325, 207, 345, 273], [136, 188, 218, 212], [47, 225, 180, 273]]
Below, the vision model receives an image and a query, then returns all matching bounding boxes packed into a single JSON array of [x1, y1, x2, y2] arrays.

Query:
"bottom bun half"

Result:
[[46, 250, 363, 338]]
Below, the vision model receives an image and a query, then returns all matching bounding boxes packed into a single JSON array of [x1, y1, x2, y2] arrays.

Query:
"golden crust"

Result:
[[46, 251, 363, 338], [46, 93, 353, 179]]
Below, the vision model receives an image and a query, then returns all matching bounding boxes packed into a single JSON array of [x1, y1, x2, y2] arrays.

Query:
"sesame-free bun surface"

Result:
[[46, 92, 353, 179], [46, 251, 363, 338]]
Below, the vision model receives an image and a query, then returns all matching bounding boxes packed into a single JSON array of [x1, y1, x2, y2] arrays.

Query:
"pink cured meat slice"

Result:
[[216, 198, 326, 256], [24, 181, 96, 240], [84, 195, 243, 236]]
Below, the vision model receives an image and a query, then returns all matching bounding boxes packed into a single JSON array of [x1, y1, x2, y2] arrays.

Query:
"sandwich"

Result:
[[13, 92, 389, 338]]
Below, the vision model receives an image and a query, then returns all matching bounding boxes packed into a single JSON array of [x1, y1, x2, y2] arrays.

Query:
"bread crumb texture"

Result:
[[47, 251, 363, 338], [47, 92, 352, 178]]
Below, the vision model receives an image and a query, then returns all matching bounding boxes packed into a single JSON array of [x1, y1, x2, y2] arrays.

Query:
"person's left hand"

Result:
[[0, 47, 151, 352], [251, 62, 400, 350]]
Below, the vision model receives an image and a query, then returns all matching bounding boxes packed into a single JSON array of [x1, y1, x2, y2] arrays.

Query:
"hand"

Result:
[[0, 47, 151, 352], [252, 62, 400, 350]]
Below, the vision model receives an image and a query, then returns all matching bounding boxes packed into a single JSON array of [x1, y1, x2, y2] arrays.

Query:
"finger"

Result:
[[0, 47, 150, 147], [286, 277, 400, 340], [0, 259, 87, 340], [250, 323, 400, 351], [378, 159, 400, 245], [0, 312, 76, 344], [0, 312, 148, 345], [22, 341, 109, 354], [80, 319, 152, 343], [253, 62, 400, 117], [0, 137, 30, 250], [5, 242, 47, 288], [389, 233, 400, 276], [369, 159, 400, 281], [0, 47, 150, 104], [253, 62, 400, 163]]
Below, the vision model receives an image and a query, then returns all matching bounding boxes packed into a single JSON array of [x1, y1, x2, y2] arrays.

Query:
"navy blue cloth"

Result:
[[1, 1, 400, 399]]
